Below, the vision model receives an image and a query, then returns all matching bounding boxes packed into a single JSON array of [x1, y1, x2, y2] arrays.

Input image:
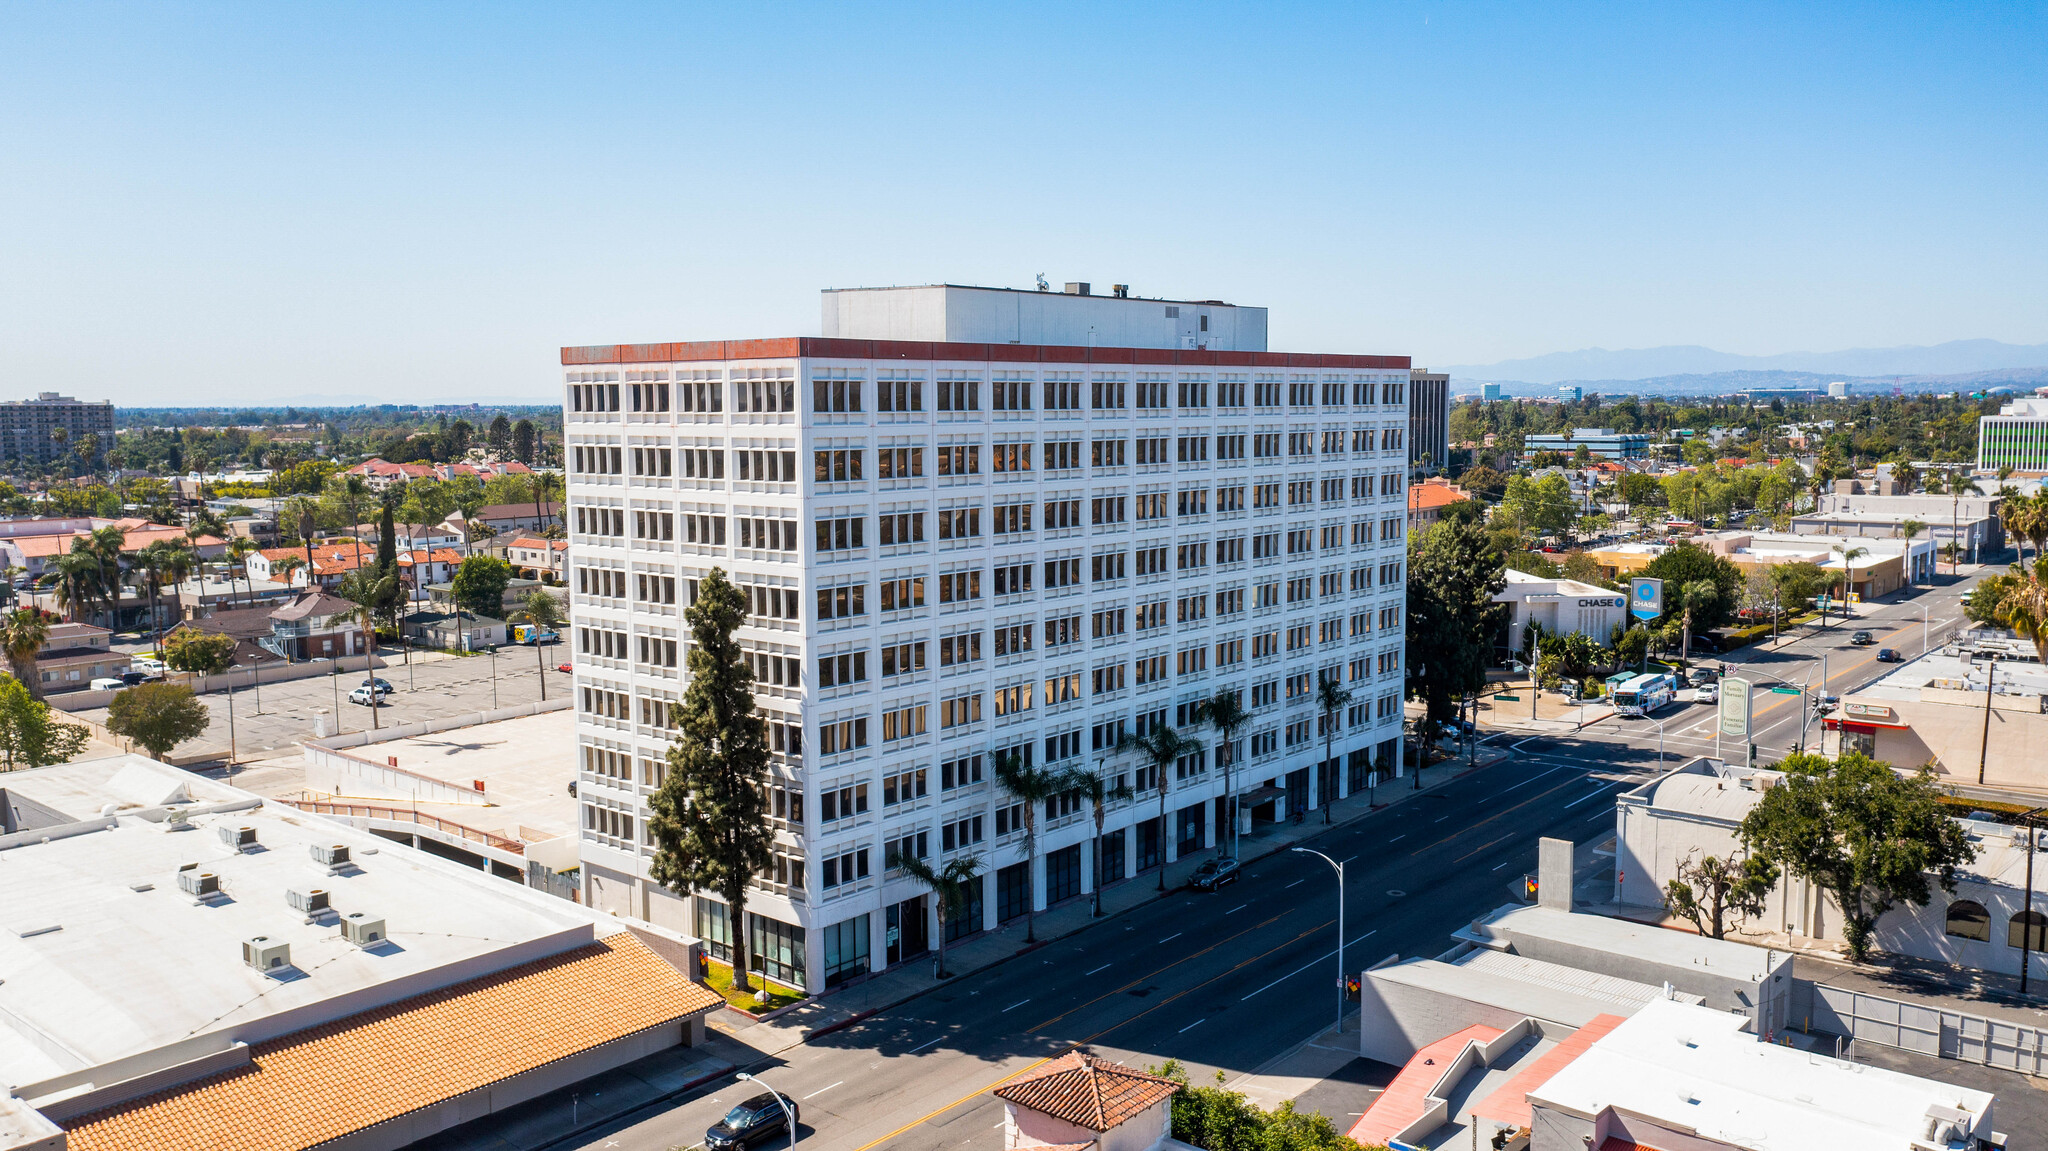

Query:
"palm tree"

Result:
[[1947, 466, 1982, 573], [0, 607, 52, 700], [1115, 726, 1204, 891], [1678, 578, 1718, 662], [887, 852, 981, 977], [1827, 542, 1870, 619], [1315, 676, 1355, 824], [161, 542, 197, 632], [133, 540, 179, 653], [1192, 687, 1252, 860], [84, 526, 126, 630], [53, 549, 102, 626], [335, 474, 372, 574], [992, 750, 1067, 943], [514, 587, 564, 701], [532, 470, 562, 536], [326, 565, 396, 729], [1064, 766, 1134, 917], [226, 537, 256, 610], [270, 552, 306, 589]]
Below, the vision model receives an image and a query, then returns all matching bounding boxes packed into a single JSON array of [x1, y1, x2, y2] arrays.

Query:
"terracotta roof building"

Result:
[[993, 1051, 1184, 1151], [0, 755, 722, 1151]]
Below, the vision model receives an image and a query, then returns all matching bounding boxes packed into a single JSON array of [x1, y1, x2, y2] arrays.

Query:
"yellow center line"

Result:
[[845, 919, 1335, 1151]]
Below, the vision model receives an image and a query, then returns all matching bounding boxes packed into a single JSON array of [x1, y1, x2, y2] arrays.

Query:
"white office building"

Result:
[[563, 283, 1413, 995]]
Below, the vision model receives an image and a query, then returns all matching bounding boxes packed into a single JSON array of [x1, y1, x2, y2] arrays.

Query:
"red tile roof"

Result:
[[1471, 1014, 1627, 1131], [1349, 1024, 1503, 1149], [1408, 483, 1470, 511], [63, 932, 722, 1151], [993, 1052, 1180, 1133]]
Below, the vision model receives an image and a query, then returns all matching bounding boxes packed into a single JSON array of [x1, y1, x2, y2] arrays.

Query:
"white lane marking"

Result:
[[1493, 859, 1515, 871], [1085, 963, 1114, 975], [908, 1035, 945, 1053], [1159, 933, 1182, 944], [1389, 835, 1407, 842], [1342, 855, 1358, 863], [1565, 783, 1626, 809], [1492, 763, 1575, 795], [1285, 879, 1305, 889], [1226, 904, 1247, 915], [1002, 999, 1032, 1012], [1239, 930, 1379, 1001], [1179, 1017, 1208, 1033], [803, 1081, 843, 1099]]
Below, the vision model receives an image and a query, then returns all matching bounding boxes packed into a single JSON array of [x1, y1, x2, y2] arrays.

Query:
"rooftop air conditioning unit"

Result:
[[218, 825, 258, 851], [287, 888, 329, 914], [310, 843, 350, 868], [177, 870, 219, 898], [339, 912, 386, 947], [242, 936, 291, 972]]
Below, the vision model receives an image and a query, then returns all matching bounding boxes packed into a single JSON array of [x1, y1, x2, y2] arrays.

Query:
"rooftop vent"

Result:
[[310, 843, 350, 868], [1111, 284, 1129, 298], [340, 912, 386, 947], [287, 888, 329, 914], [1063, 282, 1091, 296], [177, 870, 220, 898], [242, 936, 291, 972], [218, 825, 258, 851]]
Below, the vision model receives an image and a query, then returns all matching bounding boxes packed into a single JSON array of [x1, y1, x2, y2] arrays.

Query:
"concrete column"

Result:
[[1538, 837, 1574, 910]]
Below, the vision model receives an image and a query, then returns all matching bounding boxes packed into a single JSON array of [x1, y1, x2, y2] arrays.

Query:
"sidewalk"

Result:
[[1474, 676, 1616, 736], [712, 747, 1514, 1056]]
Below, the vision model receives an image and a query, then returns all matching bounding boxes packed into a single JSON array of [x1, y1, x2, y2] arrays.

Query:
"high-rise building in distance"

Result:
[[1409, 369, 1449, 471], [1978, 397, 2048, 474], [563, 284, 1415, 995], [0, 392, 114, 464]]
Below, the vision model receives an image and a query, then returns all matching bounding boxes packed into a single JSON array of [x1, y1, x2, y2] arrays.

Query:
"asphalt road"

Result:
[[515, 740, 1660, 1151]]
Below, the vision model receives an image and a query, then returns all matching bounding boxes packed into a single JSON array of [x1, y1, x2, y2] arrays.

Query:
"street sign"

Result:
[[1770, 686, 1803, 695], [1719, 677, 1753, 739], [1495, 695, 1521, 702], [1630, 577, 1664, 621]]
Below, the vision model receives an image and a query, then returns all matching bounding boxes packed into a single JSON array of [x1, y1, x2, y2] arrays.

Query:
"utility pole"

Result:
[[2023, 808, 2046, 995], [1979, 654, 2000, 786]]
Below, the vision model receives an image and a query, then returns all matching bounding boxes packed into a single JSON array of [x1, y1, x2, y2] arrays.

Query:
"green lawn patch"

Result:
[[703, 957, 806, 1012]]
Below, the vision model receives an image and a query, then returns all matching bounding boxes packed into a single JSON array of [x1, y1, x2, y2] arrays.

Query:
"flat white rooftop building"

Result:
[[561, 284, 1412, 994], [0, 755, 719, 1151]]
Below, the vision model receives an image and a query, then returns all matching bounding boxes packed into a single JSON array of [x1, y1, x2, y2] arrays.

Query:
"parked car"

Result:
[[1850, 630, 1875, 646], [1188, 857, 1242, 892], [705, 1094, 798, 1151], [117, 671, 149, 686], [346, 685, 386, 707], [360, 677, 394, 693], [556, 662, 572, 673], [1690, 634, 1723, 654]]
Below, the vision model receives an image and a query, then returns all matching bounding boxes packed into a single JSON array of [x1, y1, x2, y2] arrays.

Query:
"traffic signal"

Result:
[[1524, 875, 1539, 901], [1346, 975, 1362, 1002]]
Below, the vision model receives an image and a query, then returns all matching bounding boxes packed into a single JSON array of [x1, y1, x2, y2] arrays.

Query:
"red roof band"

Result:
[[561, 337, 1409, 371]]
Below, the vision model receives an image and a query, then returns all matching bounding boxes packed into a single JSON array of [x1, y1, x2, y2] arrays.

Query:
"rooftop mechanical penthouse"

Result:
[[562, 283, 1414, 996]]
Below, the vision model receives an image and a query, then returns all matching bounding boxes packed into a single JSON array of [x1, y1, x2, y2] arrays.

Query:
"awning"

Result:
[[1238, 785, 1286, 806]]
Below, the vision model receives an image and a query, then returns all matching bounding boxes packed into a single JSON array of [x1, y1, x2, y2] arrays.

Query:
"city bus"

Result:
[[1612, 672, 1678, 717]]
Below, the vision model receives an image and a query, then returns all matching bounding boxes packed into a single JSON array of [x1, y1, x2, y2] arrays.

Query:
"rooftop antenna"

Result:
[[1034, 273, 1049, 292]]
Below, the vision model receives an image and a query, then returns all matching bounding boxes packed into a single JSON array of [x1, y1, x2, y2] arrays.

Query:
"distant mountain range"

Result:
[[1455, 365, 2048, 400], [1441, 339, 2048, 386]]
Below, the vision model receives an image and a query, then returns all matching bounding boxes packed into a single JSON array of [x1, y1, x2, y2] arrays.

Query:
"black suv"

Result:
[[1189, 857, 1242, 891], [706, 1094, 799, 1151]]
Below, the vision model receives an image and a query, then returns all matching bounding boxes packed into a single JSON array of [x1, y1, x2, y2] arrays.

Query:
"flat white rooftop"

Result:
[[0, 755, 607, 1093], [1529, 998, 1996, 1150], [820, 283, 1268, 351], [1461, 904, 1783, 984]]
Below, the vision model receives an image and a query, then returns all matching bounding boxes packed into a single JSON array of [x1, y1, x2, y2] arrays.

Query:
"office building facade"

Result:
[[0, 392, 114, 464], [1979, 397, 2048, 473], [563, 293, 1413, 994], [1408, 369, 1449, 471], [1522, 427, 1651, 461]]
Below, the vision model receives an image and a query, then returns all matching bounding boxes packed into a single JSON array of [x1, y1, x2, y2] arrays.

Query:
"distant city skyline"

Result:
[[2, 3, 2042, 405]]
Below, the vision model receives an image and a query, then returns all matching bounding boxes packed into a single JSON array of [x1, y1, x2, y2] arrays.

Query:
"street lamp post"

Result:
[[1292, 847, 1346, 1034], [1656, 716, 1667, 771], [735, 1072, 797, 1151]]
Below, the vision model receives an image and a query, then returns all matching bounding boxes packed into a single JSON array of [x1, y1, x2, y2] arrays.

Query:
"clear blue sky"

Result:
[[2, 3, 2042, 404]]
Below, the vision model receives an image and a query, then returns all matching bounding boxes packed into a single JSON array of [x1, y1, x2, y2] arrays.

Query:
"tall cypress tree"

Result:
[[648, 568, 775, 992], [374, 494, 403, 627]]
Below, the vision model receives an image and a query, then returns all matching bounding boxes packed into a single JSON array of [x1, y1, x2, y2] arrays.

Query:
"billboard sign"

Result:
[[1719, 677, 1753, 739], [1630, 577, 1664, 621]]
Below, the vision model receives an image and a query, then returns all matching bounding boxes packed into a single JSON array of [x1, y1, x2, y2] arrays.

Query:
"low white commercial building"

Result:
[[1495, 569, 1626, 655]]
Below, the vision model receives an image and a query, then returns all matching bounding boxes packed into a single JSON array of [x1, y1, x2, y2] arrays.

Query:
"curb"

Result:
[[529, 1060, 736, 1151]]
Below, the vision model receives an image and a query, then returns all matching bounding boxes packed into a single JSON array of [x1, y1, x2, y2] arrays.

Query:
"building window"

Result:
[[696, 898, 734, 963], [1946, 900, 1991, 943], [749, 913, 806, 986], [821, 915, 869, 987], [2010, 909, 2048, 952], [945, 874, 985, 942], [997, 861, 1032, 923], [1045, 845, 1082, 906]]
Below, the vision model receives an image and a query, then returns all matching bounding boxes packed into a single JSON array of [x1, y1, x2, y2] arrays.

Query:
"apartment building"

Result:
[[0, 391, 114, 464], [1978, 396, 2048, 473], [563, 284, 1413, 996], [1408, 368, 1449, 471]]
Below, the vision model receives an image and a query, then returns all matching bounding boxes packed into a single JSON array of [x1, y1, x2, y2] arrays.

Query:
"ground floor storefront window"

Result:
[[749, 912, 806, 987], [946, 873, 986, 942], [1136, 817, 1162, 872], [998, 861, 1032, 923], [1046, 844, 1082, 905], [1098, 829, 1126, 885], [696, 898, 733, 963], [821, 914, 869, 987]]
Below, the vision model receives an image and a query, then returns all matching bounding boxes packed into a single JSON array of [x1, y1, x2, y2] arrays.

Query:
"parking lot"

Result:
[[68, 646, 571, 762]]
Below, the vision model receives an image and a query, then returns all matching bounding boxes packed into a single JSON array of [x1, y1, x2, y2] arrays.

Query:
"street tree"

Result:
[[1739, 751, 1976, 961], [1640, 540, 1742, 632], [1406, 517, 1508, 746], [0, 607, 51, 700], [646, 569, 775, 993], [106, 682, 209, 762], [1663, 852, 1779, 939], [1064, 765, 1134, 917], [516, 587, 565, 700], [1315, 676, 1353, 823], [449, 554, 511, 619], [887, 852, 981, 978], [1117, 726, 1204, 891], [1193, 687, 1252, 860], [1677, 578, 1719, 663], [994, 750, 1068, 942], [163, 629, 236, 676], [327, 565, 397, 729], [0, 674, 89, 770]]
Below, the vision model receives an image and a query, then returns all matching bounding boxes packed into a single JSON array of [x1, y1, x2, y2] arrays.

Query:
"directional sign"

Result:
[[1630, 577, 1664, 621], [1719, 677, 1753, 739], [1495, 695, 1521, 702], [1770, 686, 1803, 695]]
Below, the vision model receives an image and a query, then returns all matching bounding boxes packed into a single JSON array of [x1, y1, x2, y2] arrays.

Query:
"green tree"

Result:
[[1677, 578, 1719, 663], [1739, 751, 1976, 961], [163, 629, 236, 675], [1640, 541, 1743, 633], [511, 418, 537, 464], [1664, 852, 1779, 939], [515, 587, 565, 701], [1498, 473, 1577, 537], [327, 565, 397, 729], [647, 569, 775, 993], [1065, 765, 1134, 917], [106, 682, 210, 762], [487, 413, 513, 457], [0, 607, 51, 701], [1316, 676, 1353, 823], [887, 853, 981, 978], [449, 554, 512, 618], [373, 494, 403, 626], [1406, 518, 1508, 745], [1117, 725, 1205, 890], [1456, 464, 1508, 502], [1151, 1060, 1368, 1151], [994, 750, 1068, 942], [1193, 687, 1253, 858], [0, 673, 89, 770]]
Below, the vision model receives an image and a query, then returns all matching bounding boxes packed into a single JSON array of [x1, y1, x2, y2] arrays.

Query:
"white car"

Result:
[[1694, 682, 1719, 704], [346, 685, 386, 707]]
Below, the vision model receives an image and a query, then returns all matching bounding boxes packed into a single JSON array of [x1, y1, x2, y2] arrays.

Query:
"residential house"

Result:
[[428, 576, 553, 616], [992, 1051, 1186, 1151], [1406, 481, 1470, 528], [502, 535, 568, 581], [0, 516, 227, 582], [266, 591, 367, 660], [34, 621, 123, 693], [456, 501, 561, 538], [404, 608, 507, 651], [164, 604, 292, 669], [345, 457, 536, 492]]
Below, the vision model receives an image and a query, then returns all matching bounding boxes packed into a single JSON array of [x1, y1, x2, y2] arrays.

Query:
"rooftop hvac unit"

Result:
[[218, 825, 258, 851], [309, 843, 350, 868], [287, 888, 329, 914], [177, 870, 219, 898], [340, 912, 386, 947], [242, 936, 291, 972]]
